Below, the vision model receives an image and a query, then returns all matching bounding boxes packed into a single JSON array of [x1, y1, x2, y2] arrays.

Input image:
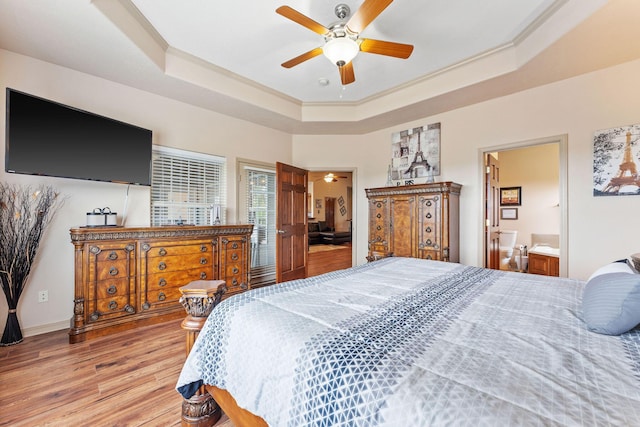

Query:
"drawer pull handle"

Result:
[[240, 283, 248, 290], [142, 302, 151, 310], [231, 253, 239, 261], [232, 242, 239, 249], [158, 262, 166, 271], [233, 267, 239, 274], [108, 251, 118, 260], [159, 248, 167, 256], [108, 301, 118, 310], [426, 255, 433, 260], [159, 278, 167, 287], [200, 245, 207, 252], [158, 292, 166, 301], [200, 257, 207, 265], [200, 272, 207, 279], [106, 285, 117, 295], [90, 312, 100, 321], [109, 267, 119, 276], [124, 304, 134, 314], [232, 278, 238, 285]]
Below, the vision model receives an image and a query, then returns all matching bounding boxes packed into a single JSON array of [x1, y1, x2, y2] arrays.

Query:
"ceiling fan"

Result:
[[323, 173, 348, 182], [276, 0, 414, 85]]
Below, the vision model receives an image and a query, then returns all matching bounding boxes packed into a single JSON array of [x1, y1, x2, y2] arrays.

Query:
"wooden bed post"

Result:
[[179, 280, 227, 427]]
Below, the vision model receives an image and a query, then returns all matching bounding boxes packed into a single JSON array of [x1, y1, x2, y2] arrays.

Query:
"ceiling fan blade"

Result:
[[346, 0, 393, 34], [339, 62, 355, 85], [359, 38, 413, 58], [276, 6, 330, 35], [281, 47, 323, 68]]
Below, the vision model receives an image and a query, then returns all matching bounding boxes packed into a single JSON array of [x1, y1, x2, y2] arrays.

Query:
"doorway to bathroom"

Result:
[[482, 135, 568, 277]]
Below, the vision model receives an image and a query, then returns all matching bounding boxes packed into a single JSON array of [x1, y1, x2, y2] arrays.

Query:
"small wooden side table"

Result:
[[179, 280, 227, 427]]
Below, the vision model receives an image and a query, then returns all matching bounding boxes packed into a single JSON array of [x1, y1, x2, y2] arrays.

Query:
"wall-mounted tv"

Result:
[[5, 88, 152, 186]]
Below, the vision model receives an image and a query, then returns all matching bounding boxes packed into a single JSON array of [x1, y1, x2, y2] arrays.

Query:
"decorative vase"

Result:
[[1, 310, 23, 346], [0, 184, 64, 346]]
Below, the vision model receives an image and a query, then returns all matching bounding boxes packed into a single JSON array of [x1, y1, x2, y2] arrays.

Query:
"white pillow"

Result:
[[587, 261, 635, 282]]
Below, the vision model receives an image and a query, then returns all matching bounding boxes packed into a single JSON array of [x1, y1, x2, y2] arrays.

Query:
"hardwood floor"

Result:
[[0, 247, 352, 426], [307, 243, 352, 277], [0, 319, 232, 427]]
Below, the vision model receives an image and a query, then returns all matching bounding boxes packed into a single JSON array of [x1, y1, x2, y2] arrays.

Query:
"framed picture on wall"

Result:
[[500, 187, 521, 206], [500, 207, 518, 220]]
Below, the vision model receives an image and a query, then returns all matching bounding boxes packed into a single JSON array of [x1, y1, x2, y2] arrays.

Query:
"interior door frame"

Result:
[[307, 167, 357, 266], [478, 134, 568, 277]]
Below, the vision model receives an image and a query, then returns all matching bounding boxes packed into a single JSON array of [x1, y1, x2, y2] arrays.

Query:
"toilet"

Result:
[[499, 230, 518, 270]]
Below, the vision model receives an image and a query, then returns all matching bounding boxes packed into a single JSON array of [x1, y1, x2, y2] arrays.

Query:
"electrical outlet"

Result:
[[38, 290, 48, 303]]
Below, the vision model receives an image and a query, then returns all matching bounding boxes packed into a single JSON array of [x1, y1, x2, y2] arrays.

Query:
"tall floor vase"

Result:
[[0, 183, 63, 346], [1, 309, 22, 346]]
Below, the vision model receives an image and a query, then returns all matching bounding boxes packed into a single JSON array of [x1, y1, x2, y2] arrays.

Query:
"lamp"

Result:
[[324, 173, 335, 183], [323, 37, 359, 66]]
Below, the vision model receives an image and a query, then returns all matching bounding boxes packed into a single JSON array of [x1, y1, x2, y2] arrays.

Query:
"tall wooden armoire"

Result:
[[365, 182, 462, 262]]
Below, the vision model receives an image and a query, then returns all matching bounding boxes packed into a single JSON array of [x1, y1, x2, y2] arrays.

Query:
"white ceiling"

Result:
[[1, 0, 638, 134]]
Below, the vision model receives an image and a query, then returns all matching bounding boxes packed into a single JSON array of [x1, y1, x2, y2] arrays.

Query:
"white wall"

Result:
[[498, 143, 561, 249], [293, 58, 640, 281], [0, 50, 292, 336]]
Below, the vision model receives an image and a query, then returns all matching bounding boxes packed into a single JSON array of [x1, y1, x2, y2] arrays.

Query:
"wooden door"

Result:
[[276, 162, 308, 283], [325, 197, 335, 230], [486, 153, 501, 269]]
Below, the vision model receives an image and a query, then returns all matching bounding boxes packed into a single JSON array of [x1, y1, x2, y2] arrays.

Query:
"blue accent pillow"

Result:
[[582, 272, 640, 335]]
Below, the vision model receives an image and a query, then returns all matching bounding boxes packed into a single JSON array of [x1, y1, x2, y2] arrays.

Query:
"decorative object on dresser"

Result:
[[68, 224, 252, 344], [365, 182, 461, 262], [0, 183, 64, 346]]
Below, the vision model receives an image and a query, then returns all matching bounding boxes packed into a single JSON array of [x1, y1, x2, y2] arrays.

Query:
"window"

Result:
[[239, 162, 276, 287], [151, 146, 226, 226]]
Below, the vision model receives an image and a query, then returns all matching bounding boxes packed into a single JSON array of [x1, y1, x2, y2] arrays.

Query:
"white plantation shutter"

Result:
[[151, 146, 226, 226]]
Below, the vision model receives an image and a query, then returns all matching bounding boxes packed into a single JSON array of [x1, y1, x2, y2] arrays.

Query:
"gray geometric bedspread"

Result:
[[177, 257, 640, 426]]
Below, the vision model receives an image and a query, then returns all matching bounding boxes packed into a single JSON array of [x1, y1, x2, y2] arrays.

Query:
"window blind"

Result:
[[151, 146, 226, 226]]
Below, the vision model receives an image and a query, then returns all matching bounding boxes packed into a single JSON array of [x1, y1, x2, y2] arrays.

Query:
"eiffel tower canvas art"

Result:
[[390, 123, 441, 186], [593, 124, 640, 196]]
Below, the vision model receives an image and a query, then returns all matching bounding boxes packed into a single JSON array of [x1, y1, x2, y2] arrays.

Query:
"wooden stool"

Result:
[[179, 280, 227, 427]]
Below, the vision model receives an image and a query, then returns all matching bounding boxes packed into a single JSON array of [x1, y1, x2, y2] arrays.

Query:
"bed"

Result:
[[177, 257, 640, 426]]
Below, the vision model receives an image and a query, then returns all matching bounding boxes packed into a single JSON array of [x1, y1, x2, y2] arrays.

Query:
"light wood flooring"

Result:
[[307, 243, 352, 277], [0, 319, 233, 427], [0, 248, 351, 426]]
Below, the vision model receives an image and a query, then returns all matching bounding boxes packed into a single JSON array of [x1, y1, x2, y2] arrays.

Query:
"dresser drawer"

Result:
[[88, 295, 135, 322], [142, 240, 213, 258], [145, 269, 212, 291], [144, 287, 182, 307], [90, 259, 133, 281], [144, 252, 213, 274], [90, 278, 132, 300]]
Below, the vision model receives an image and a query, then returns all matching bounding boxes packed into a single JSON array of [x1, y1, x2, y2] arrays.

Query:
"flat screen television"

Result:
[[5, 88, 152, 186]]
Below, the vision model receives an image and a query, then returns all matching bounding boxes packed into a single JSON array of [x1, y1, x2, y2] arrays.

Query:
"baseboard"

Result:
[[23, 320, 69, 337]]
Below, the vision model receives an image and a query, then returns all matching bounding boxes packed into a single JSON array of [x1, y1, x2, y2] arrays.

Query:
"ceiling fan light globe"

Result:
[[323, 37, 359, 65]]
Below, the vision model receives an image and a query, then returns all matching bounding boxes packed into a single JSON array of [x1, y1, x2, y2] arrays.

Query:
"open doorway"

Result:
[[481, 135, 568, 277], [307, 171, 354, 277]]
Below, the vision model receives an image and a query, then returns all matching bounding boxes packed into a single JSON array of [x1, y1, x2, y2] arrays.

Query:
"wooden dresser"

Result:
[[365, 182, 462, 262], [68, 225, 253, 343]]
